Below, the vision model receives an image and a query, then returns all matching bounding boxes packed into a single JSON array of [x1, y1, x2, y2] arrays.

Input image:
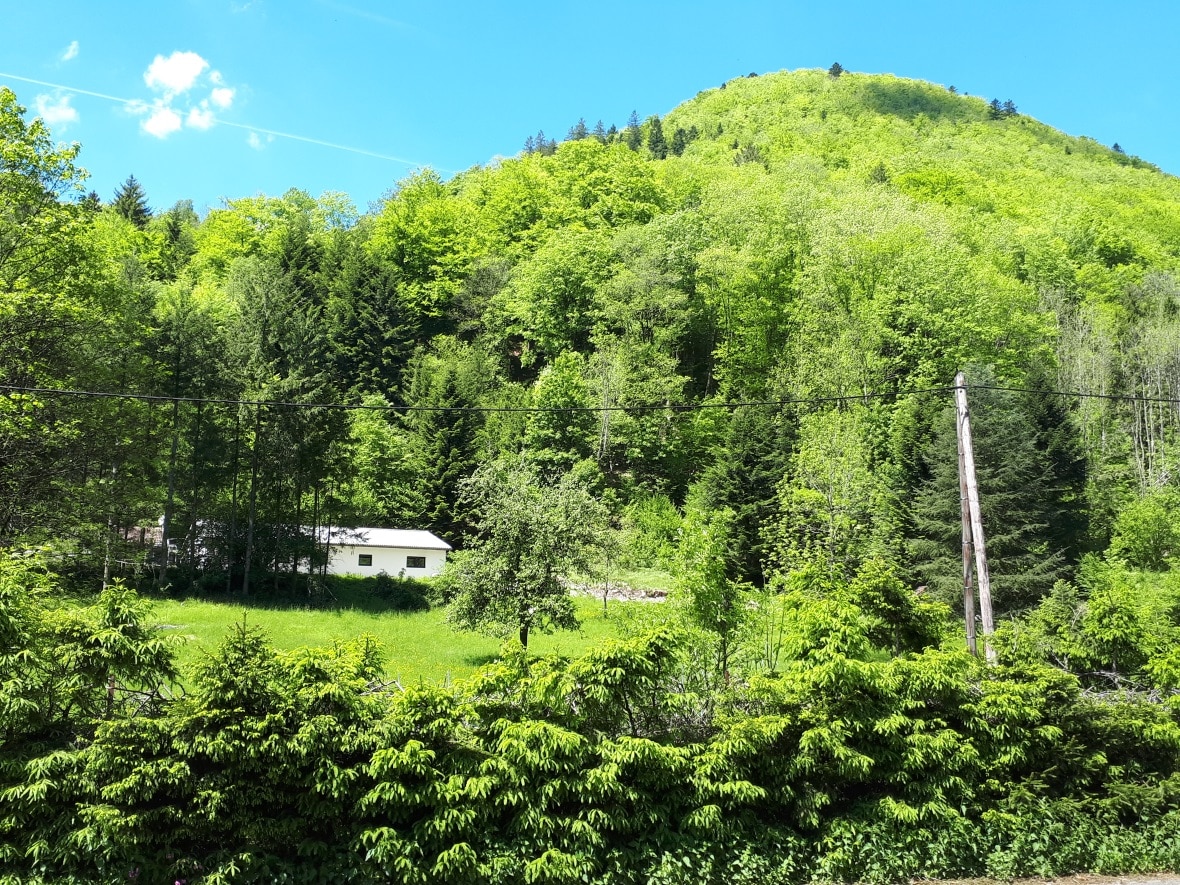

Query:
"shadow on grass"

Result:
[[857, 78, 979, 123], [149, 573, 436, 616], [462, 652, 500, 668]]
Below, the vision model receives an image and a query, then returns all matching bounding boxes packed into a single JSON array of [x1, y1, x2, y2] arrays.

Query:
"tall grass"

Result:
[[151, 594, 632, 685]]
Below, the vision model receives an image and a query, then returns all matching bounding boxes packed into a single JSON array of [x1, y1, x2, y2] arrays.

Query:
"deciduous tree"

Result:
[[445, 459, 612, 647]]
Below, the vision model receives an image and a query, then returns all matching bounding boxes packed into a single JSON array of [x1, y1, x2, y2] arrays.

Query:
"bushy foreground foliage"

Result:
[[4, 554, 1180, 883]]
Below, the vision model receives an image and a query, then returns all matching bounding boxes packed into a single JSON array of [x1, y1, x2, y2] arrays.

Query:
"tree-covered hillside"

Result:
[[6, 68, 1180, 884], [2, 67, 1180, 609]]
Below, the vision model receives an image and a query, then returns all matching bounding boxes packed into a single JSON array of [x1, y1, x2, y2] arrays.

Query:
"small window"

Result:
[[406, 555, 426, 569], [358, 554, 373, 567]]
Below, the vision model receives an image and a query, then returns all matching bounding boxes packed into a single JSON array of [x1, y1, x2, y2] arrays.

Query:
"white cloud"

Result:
[[144, 51, 209, 97], [246, 131, 274, 151], [34, 93, 79, 128], [187, 106, 215, 130], [61, 41, 79, 62], [132, 52, 241, 141], [142, 104, 182, 138], [210, 86, 235, 109]]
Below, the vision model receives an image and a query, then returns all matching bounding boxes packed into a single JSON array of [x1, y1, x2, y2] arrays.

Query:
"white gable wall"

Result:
[[327, 544, 448, 578]]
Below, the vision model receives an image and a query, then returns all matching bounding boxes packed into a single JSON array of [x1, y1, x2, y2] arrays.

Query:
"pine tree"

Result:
[[647, 115, 668, 159], [111, 175, 151, 228], [624, 111, 642, 151], [1002, 99, 1018, 117], [908, 373, 1072, 614], [592, 120, 607, 143], [695, 406, 793, 586], [988, 99, 1004, 120], [671, 128, 688, 157], [1021, 361, 1090, 562], [567, 118, 589, 141], [828, 62, 844, 78]]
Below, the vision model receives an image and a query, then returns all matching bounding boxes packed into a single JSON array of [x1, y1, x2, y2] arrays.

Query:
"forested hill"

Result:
[[3, 68, 1180, 605]]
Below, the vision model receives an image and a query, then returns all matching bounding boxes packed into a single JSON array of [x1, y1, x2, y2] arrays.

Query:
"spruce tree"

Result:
[[908, 372, 1071, 614], [671, 128, 688, 157], [111, 175, 151, 228], [624, 111, 642, 151], [567, 118, 589, 141], [695, 406, 793, 586], [592, 120, 607, 143], [1021, 361, 1090, 562], [647, 115, 668, 159]]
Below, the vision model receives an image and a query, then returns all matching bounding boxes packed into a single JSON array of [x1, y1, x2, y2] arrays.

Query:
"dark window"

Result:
[[406, 555, 426, 569], [358, 554, 373, 567]]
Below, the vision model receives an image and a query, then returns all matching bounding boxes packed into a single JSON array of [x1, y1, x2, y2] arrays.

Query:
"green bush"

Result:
[[4, 552, 1180, 882]]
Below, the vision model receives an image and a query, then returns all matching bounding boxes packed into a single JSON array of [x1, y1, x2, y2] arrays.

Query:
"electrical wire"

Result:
[[0, 381, 957, 413], [0, 381, 1176, 414]]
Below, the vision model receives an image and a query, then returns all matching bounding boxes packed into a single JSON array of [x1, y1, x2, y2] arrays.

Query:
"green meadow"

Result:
[[150, 593, 639, 685]]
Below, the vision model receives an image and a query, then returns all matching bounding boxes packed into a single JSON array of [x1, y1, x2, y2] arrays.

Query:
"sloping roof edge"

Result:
[[319, 527, 453, 551]]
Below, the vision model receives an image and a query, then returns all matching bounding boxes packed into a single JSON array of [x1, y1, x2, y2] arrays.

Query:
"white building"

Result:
[[323, 527, 452, 578]]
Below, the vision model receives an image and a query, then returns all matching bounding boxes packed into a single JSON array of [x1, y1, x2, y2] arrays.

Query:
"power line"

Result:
[[0, 382, 957, 413], [0, 381, 1176, 414], [972, 382, 1180, 408]]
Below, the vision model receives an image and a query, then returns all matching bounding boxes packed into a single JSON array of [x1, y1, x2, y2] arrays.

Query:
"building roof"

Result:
[[322, 527, 453, 551]]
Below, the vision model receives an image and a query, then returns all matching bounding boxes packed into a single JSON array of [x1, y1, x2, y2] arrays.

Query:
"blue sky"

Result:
[[3, 0, 1177, 215]]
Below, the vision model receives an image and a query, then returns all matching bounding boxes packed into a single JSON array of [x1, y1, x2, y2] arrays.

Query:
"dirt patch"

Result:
[[565, 579, 667, 602]]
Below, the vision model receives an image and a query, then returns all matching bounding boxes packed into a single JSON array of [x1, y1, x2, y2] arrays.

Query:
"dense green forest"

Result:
[[4, 68, 1180, 881], [4, 70, 1180, 602]]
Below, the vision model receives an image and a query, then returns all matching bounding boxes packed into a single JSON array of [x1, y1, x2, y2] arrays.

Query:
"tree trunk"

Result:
[[243, 406, 262, 597], [160, 398, 181, 585]]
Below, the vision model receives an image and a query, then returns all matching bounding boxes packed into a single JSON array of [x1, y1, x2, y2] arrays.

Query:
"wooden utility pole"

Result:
[[956, 419, 977, 657], [954, 372, 995, 663]]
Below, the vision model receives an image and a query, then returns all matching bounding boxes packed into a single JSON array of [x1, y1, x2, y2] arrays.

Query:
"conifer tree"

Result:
[[828, 62, 844, 78], [567, 118, 589, 141], [647, 115, 668, 159], [671, 127, 688, 156], [908, 372, 1071, 613], [592, 120, 607, 143], [695, 406, 792, 586], [111, 175, 152, 227], [624, 111, 642, 151]]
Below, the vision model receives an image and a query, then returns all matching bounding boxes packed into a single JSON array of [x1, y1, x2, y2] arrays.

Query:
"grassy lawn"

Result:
[[150, 593, 633, 686]]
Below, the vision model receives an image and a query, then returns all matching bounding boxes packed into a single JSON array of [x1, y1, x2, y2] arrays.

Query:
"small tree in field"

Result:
[[673, 507, 751, 676], [444, 459, 613, 648]]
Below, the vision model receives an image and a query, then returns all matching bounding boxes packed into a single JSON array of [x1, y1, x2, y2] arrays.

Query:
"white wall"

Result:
[[326, 544, 447, 578]]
